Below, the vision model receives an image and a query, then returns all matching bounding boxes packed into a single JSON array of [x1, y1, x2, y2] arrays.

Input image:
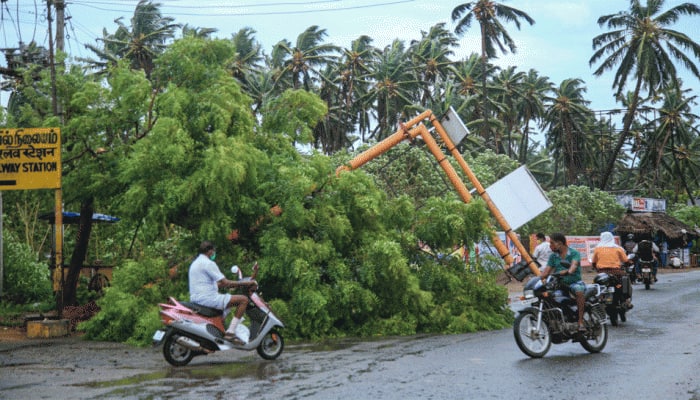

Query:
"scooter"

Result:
[[152, 263, 284, 366]]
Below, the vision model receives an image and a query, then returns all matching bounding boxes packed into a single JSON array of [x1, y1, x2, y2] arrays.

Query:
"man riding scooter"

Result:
[[189, 240, 258, 343], [633, 239, 659, 283]]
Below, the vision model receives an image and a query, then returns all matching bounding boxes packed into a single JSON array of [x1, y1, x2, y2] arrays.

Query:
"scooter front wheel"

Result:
[[163, 334, 195, 366], [257, 329, 284, 360]]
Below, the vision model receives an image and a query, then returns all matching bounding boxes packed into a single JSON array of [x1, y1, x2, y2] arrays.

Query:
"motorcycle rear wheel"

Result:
[[256, 329, 284, 360], [163, 334, 195, 366], [580, 310, 608, 353], [513, 311, 551, 358]]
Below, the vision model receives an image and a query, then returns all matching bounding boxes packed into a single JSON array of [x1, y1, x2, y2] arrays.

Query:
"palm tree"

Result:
[[589, 0, 700, 190], [516, 69, 552, 163], [83, 0, 180, 78], [451, 1, 535, 145], [364, 39, 419, 140], [273, 25, 340, 91], [492, 66, 525, 157], [409, 23, 458, 106], [639, 84, 699, 198], [228, 28, 264, 92], [181, 24, 217, 39], [544, 79, 594, 186], [335, 35, 378, 145]]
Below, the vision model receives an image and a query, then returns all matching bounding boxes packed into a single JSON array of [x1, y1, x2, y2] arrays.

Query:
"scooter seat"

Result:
[[181, 302, 223, 317]]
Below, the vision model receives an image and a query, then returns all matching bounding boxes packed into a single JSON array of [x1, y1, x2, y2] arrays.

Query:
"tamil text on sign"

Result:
[[0, 127, 61, 190]]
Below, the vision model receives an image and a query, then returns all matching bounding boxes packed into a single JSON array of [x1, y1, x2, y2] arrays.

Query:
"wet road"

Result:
[[2, 270, 699, 400]]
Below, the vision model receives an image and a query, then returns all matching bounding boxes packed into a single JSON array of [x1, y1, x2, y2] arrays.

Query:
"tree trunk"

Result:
[[62, 199, 94, 306], [599, 75, 644, 190]]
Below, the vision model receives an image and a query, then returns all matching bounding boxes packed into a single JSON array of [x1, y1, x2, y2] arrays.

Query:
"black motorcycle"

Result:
[[593, 271, 632, 326], [513, 271, 609, 358], [638, 259, 655, 290]]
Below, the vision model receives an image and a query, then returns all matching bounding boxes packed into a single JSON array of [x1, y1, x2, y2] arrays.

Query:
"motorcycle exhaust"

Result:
[[175, 336, 212, 353]]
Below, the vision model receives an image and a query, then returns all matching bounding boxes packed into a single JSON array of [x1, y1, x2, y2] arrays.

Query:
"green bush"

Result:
[[78, 255, 179, 344], [78, 289, 146, 342], [2, 232, 53, 304]]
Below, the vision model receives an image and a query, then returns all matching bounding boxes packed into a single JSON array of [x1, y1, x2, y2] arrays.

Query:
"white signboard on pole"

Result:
[[485, 166, 551, 231]]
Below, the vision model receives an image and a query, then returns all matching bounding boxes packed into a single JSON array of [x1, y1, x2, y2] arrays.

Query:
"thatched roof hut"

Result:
[[614, 212, 698, 248]]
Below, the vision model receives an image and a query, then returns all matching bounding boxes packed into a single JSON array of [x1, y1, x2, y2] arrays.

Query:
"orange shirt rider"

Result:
[[591, 232, 629, 274]]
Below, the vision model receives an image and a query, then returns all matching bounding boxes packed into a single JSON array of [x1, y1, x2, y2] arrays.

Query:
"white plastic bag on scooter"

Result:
[[235, 317, 250, 343]]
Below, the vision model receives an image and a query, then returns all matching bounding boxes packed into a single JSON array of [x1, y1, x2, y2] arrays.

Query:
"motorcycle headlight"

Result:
[[523, 290, 534, 299]]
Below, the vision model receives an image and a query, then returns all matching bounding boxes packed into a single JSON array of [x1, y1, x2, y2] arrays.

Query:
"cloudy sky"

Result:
[[2, 0, 699, 115]]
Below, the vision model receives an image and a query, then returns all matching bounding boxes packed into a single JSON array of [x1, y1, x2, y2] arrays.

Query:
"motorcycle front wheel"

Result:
[[513, 311, 551, 358], [163, 334, 195, 366], [257, 329, 284, 360], [580, 310, 608, 353]]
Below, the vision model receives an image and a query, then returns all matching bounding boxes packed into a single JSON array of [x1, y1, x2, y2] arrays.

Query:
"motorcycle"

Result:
[[638, 259, 655, 290], [513, 265, 609, 358], [593, 270, 632, 326], [152, 263, 285, 366], [628, 252, 655, 290]]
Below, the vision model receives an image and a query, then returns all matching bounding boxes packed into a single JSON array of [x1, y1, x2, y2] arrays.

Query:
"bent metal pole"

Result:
[[336, 110, 527, 271], [428, 113, 539, 276]]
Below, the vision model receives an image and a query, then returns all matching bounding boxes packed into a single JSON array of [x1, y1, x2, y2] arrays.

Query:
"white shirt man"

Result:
[[532, 233, 552, 272]]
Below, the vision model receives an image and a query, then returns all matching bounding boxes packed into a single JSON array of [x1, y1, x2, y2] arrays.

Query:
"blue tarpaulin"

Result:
[[39, 211, 120, 224]]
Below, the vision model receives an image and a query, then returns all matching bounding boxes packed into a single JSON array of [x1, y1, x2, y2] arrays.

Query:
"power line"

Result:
[[68, 0, 415, 17], [73, 0, 346, 9]]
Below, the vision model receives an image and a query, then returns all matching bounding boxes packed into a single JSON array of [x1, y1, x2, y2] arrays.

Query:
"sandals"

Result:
[[578, 324, 587, 332]]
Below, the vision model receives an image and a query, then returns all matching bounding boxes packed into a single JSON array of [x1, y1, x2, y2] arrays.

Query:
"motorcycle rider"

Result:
[[633, 239, 660, 282], [591, 231, 632, 307], [622, 234, 638, 281], [532, 232, 552, 273], [189, 240, 257, 343], [540, 232, 586, 332]]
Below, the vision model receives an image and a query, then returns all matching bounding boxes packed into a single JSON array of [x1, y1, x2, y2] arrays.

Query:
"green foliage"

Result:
[[262, 89, 328, 144], [78, 289, 147, 342], [2, 232, 53, 304], [416, 257, 513, 333], [415, 196, 490, 251], [521, 185, 625, 236], [126, 305, 163, 347], [78, 255, 179, 343], [669, 204, 700, 229], [669, 204, 700, 252]]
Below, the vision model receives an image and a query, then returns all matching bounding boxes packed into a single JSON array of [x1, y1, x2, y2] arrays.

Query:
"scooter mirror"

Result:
[[230, 265, 243, 280]]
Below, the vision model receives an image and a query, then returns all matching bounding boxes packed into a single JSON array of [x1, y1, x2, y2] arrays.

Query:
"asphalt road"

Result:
[[1, 269, 699, 400]]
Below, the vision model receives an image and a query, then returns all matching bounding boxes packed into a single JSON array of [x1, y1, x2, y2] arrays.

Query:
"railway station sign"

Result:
[[0, 127, 61, 190]]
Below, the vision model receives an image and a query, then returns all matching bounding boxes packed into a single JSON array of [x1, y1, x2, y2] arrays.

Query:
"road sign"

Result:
[[0, 127, 61, 190]]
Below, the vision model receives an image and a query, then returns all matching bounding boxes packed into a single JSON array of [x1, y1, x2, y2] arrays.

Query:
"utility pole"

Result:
[[46, 0, 57, 116], [46, 0, 65, 120], [55, 0, 65, 53]]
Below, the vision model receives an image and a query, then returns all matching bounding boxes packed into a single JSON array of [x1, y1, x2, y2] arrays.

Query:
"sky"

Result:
[[1, 0, 699, 117]]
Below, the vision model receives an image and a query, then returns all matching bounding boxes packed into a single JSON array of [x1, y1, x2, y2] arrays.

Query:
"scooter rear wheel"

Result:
[[257, 329, 284, 360], [163, 334, 195, 366]]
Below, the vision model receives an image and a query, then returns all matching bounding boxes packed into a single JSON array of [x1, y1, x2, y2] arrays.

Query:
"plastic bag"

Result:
[[235, 318, 250, 343]]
